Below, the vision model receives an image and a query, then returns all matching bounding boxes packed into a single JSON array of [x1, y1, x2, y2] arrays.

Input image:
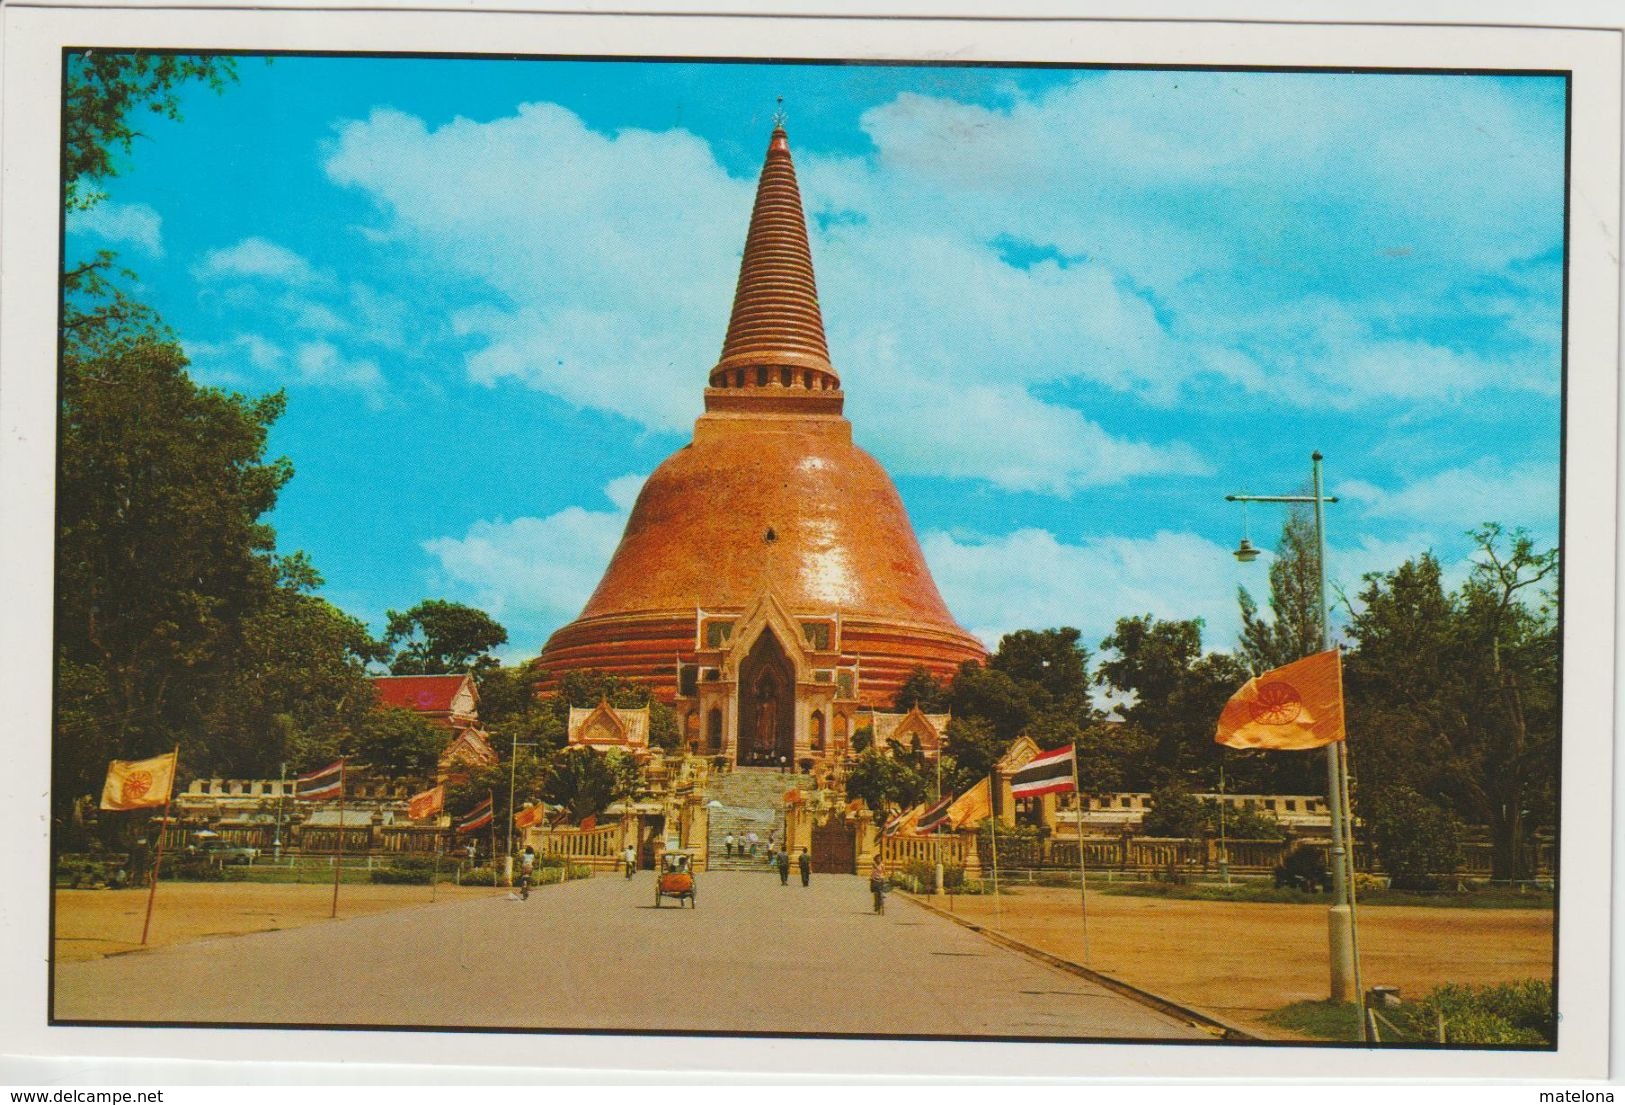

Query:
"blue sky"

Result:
[[65, 56, 1567, 661]]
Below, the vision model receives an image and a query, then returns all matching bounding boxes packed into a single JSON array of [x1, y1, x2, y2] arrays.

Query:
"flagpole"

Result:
[[1340, 738, 1365, 1009], [505, 732, 518, 887], [139, 746, 179, 946], [1312, 452, 1361, 1032], [488, 789, 497, 876], [1071, 751, 1090, 966], [1228, 451, 1359, 1024], [988, 796, 1001, 916], [330, 758, 346, 919]]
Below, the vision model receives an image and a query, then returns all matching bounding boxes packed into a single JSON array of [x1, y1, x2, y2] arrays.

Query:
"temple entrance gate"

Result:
[[737, 628, 795, 767], [811, 820, 857, 874]]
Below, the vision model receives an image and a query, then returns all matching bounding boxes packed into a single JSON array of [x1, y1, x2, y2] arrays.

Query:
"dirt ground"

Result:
[[933, 888, 1553, 1037], [53, 882, 496, 962]]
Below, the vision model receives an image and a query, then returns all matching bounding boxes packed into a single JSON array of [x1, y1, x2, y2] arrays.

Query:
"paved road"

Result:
[[54, 872, 1206, 1040]]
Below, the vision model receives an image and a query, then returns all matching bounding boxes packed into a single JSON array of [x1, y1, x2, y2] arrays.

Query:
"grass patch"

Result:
[[1097, 880, 1551, 909], [1262, 1000, 1363, 1041]]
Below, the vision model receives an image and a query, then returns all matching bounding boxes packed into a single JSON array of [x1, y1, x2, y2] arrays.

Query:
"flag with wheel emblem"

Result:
[[99, 752, 178, 811], [408, 785, 444, 820], [513, 803, 542, 829], [296, 759, 345, 800], [947, 777, 993, 830], [457, 795, 494, 834], [1216, 648, 1345, 751]]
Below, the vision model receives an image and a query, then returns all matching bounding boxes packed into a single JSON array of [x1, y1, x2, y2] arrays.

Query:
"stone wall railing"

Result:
[[533, 824, 623, 870], [881, 834, 968, 867]]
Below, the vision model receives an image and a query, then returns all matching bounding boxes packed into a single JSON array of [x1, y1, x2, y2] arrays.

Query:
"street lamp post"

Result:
[[1226, 451, 1363, 1013]]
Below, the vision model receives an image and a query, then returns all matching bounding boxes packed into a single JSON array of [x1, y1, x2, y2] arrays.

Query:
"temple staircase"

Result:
[[705, 769, 813, 872]]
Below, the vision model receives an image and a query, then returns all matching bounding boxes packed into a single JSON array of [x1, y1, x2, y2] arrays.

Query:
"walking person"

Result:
[[623, 842, 637, 879], [776, 848, 791, 886], [725, 832, 735, 858], [798, 848, 811, 888], [518, 846, 536, 900], [869, 858, 888, 914], [747, 830, 759, 858]]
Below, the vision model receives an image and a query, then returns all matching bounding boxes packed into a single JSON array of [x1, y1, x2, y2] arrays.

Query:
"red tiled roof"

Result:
[[372, 674, 471, 714]]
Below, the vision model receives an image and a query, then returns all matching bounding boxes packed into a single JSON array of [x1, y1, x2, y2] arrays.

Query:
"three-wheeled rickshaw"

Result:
[[654, 850, 697, 908]]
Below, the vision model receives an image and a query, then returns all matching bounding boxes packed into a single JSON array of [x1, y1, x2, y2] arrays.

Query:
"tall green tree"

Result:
[[353, 706, 448, 780], [544, 747, 641, 822], [63, 53, 240, 338], [1095, 615, 1253, 790], [1344, 527, 1558, 880], [845, 748, 929, 815], [892, 666, 949, 712], [990, 627, 1093, 713], [945, 661, 1034, 742], [384, 599, 508, 675], [65, 52, 239, 210], [202, 553, 385, 777], [55, 332, 293, 823], [1237, 507, 1325, 673]]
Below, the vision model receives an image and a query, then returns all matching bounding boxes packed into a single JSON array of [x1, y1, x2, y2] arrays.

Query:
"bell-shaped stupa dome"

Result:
[[539, 123, 985, 709]]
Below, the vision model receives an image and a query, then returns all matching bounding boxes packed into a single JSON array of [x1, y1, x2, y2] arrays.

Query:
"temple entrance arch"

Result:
[[737, 628, 795, 767]]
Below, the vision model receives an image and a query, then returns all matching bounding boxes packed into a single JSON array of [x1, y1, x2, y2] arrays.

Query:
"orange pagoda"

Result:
[[538, 122, 987, 768]]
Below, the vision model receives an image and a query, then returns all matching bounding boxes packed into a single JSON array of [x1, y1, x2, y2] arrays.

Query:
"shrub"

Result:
[[457, 866, 500, 886], [1367, 786, 1463, 891], [890, 858, 970, 893], [1142, 784, 1205, 838], [1388, 980, 1554, 1046], [163, 856, 226, 881], [371, 857, 438, 885], [54, 855, 124, 889]]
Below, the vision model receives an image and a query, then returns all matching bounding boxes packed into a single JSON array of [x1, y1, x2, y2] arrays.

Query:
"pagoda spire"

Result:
[[708, 122, 841, 401]]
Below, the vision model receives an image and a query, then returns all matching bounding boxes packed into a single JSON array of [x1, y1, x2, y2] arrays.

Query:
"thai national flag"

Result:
[[1010, 745, 1076, 798], [914, 793, 955, 834], [457, 796, 494, 834], [296, 759, 344, 801]]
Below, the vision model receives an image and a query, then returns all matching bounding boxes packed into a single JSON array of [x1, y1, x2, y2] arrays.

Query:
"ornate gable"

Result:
[[995, 734, 1042, 774], [567, 699, 651, 754], [868, 707, 950, 754], [719, 588, 817, 682]]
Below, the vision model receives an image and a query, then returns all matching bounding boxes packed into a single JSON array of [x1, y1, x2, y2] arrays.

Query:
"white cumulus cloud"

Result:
[[67, 200, 164, 257], [193, 237, 319, 284], [1337, 460, 1559, 535], [421, 476, 645, 652]]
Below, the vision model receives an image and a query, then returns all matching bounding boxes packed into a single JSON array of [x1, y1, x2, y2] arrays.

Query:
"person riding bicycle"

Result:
[[623, 843, 637, 879], [869, 858, 888, 914], [518, 846, 536, 900]]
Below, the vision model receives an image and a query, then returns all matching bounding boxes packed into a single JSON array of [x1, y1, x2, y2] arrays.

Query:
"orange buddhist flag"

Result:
[[99, 752, 178, 811], [513, 803, 542, 829], [947, 777, 993, 829], [408, 784, 445, 821], [1216, 648, 1346, 751], [579, 814, 597, 832]]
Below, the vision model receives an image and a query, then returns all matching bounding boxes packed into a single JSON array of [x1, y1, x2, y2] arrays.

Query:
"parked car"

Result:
[[186, 838, 260, 865]]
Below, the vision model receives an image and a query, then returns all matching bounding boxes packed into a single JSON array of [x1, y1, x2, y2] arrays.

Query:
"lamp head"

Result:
[[1233, 537, 1262, 563]]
